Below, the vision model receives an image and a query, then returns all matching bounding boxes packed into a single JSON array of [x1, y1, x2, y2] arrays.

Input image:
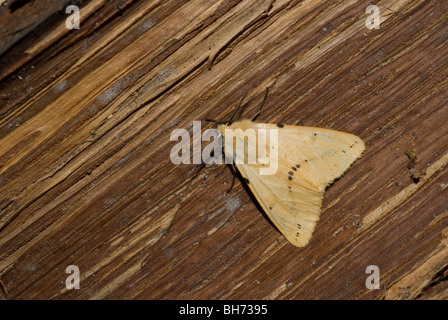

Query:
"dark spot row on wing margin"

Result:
[[288, 163, 300, 180], [277, 123, 284, 128], [296, 222, 301, 238], [350, 141, 359, 149]]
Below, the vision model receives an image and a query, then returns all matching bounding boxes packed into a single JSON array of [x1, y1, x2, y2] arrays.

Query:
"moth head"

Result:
[[216, 119, 252, 137], [216, 123, 227, 137]]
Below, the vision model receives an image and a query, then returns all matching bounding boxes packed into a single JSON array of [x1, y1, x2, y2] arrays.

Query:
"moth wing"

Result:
[[236, 162, 323, 247], [232, 122, 365, 247], [253, 123, 365, 191]]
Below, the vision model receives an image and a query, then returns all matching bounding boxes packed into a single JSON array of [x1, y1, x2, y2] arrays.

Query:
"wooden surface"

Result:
[[0, 0, 447, 300]]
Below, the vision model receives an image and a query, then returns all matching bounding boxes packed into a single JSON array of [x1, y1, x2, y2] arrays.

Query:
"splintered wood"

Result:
[[0, 0, 447, 300]]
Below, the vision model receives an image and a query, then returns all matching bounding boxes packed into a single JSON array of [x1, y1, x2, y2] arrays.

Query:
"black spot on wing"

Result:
[[296, 224, 302, 239]]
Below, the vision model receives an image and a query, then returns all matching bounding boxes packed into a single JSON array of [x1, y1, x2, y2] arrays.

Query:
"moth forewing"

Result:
[[223, 127, 257, 165], [258, 126, 278, 176], [217, 119, 365, 247]]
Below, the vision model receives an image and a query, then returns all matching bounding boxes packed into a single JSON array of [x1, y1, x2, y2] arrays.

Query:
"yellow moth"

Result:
[[213, 92, 365, 247]]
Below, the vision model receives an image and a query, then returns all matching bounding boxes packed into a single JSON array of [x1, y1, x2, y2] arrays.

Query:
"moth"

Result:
[[207, 88, 365, 247]]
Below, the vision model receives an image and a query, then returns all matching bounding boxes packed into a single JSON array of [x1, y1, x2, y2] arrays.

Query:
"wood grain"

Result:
[[0, 0, 447, 300]]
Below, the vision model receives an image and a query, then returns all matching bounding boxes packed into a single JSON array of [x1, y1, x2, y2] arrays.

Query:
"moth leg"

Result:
[[187, 162, 207, 179], [227, 164, 238, 193]]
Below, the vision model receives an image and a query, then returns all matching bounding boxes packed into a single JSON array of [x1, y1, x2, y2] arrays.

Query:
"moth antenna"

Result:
[[227, 91, 248, 125], [251, 87, 269, 121], [205, 118, 227, 125], [206, 87, 269, 125]]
